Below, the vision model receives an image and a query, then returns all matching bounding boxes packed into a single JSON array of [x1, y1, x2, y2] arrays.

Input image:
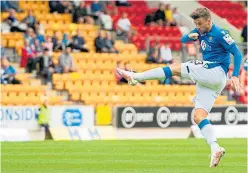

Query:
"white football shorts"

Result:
[[181, 60, 227, 113]]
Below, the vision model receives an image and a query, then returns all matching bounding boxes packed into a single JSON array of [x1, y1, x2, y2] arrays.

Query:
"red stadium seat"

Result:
[[199, 0, 247, 29]]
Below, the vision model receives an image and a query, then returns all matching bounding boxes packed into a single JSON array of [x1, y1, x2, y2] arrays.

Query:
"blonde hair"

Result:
[[190, 8, 211, 20]]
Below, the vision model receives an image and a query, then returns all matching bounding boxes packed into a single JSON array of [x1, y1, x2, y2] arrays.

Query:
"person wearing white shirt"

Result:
[[100, 10, 113, 30], [160, 43, 173, 64], [116, 12, 131, 42]]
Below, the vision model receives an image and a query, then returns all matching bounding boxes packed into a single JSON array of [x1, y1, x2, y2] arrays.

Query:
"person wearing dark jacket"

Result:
[[38, 48, 56, 84], [22, 9, 36, 29], [154, 3, 166, 26], [71, 29, 89, 52], [104, 31, 118, 53], [95, 30, 108, 53]]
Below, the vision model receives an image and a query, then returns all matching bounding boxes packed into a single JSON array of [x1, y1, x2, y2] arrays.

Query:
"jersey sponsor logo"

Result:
[[201, 40, 207, 50], [223, 34, 235, 45]]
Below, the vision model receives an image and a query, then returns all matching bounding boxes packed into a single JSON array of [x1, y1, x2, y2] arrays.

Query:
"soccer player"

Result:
[[116, 8, 242, 167]]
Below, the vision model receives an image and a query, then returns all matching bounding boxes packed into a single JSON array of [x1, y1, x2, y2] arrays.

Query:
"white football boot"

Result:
[[210, 147, 225, 167], [116, 68, 139, 86]]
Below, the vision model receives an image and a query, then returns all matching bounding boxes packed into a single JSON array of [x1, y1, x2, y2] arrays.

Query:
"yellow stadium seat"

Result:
[[54, 81, 64, 90], [69, 23, 78, 31], [70, 92, 80, 101], [45, 30, 54, 36], [52, 74, 62, 82], [2, 39, 7, 47], [65, 81, 74, 90], [8, 39, 16, 48], [1, 12, 9, 21]]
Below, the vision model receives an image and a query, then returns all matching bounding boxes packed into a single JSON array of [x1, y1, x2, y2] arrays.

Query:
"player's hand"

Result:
[[231, 76, 242, 93], [188, 33, 199, 40]]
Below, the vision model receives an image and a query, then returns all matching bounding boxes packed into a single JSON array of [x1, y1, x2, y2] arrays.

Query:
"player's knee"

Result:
[[193, 109, 208, 124], [169, 63, 181, 76]]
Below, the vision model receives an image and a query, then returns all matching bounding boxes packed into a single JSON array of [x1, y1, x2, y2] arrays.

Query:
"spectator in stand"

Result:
[[95, 30, 108, 53], [73, 1, 88, 22], [77, 17, 84, 24], [24, 27, 34, 44], [116, 0, 131, 7], [22, 9, 36, 30], [49, 1, 58, 13], [4, 8, 27, 32], [62, 34, 72, 50], [62, 1, 73, 13], [154, 3, 166, 26], [172, 7, 182, 26], [241, 24, 247, 55], [30, 31, 37, 47], [116, 12, 132, 43], [52, 31, 62, 51], [43, 36, 53, 56], [105, 31, 118, 53], [145, 12, 156, 26], [33, 39, 43, 58], [59, 46, 76, 73], [1, 56, 21, 84], [106, 1, 118, 16], [164, 4, 172, 25], [36, 29, 45, 44], [91, 0, 103, 16], [34, 21, 45, 35], [100, 10, 113, 31], [20, 40, 36, 69], [71, 29, 89, 52], [49, 1, 73, 14], [160, 43, 173, 64], [38, 48, 57, 84], [73, 1, 94, 24], [1, 0, 19, 12], [146, 43, 161, 64]]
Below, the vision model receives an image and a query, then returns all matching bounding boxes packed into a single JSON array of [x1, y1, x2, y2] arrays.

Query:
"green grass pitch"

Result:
[[1, 139, 247, 173]]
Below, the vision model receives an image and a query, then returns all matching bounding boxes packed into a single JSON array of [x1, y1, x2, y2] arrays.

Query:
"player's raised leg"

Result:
[[116, 63, 181, 85]]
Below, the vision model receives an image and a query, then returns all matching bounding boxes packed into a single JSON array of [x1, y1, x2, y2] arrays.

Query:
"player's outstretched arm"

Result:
[[229, 45, 243, 93], [218, 31, 243, 93]]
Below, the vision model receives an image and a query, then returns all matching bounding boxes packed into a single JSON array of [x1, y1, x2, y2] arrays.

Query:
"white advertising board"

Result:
[[0, 106, 39, 130], [49, 106, 95, 128]]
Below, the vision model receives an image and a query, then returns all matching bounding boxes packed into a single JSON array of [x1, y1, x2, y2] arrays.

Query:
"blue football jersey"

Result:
[[189, 24, 236, 72]]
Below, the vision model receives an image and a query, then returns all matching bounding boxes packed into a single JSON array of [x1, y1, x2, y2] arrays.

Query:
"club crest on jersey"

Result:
[[201, 40, 207, 50], [208, 36, 213, 42]]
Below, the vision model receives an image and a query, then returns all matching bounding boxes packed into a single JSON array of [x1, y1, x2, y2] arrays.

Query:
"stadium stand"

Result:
[[1, 0, 245, 109]]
